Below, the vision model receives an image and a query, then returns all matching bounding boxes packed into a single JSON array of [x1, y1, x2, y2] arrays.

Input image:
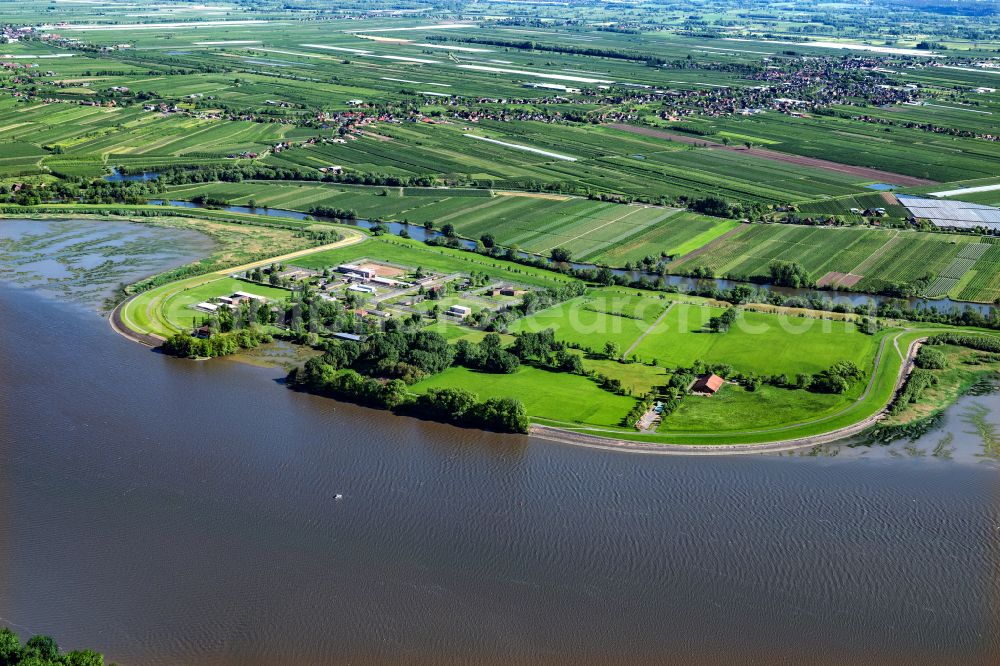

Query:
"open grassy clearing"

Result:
[[411, 365, 639, 428], [632, 303, 879, 376], [535, 328, 929, 445], [512, 288, 880, 376], [664, 383, 853, 432]]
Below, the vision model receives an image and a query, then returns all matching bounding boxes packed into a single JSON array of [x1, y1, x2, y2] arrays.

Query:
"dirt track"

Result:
[[607, 123, 936, 187]]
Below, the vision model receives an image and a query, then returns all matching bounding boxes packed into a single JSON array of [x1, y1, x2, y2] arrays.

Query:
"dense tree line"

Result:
[[308, 205, 358, 220], [161, 327, 272, 359], [426, 35, 762, 74], [455, 334, 521, 374], [890, 369, 939, 416], [925, 333, 1000, 353], [0, 628, 106, 666], [143, 163, 439, 188], [914, 346, 947, 369], [287, 359, 529, 433], [689, 195, 731, 217], [0, 178, 164, 206], [413, 388, 529, 433]]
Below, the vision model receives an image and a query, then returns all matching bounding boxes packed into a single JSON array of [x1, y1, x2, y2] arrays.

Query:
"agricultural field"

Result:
[[5, 0, 1000, 310], [266, 119, 878, 203], [954, 244, 1000, 303], [160, 179, 1000, 302], [589, 212, 741, 265], [669, 223, 1000, 297], [164, 181, 700, 260], [0, 97, 293, 178], [656, 110, 1000, 184]]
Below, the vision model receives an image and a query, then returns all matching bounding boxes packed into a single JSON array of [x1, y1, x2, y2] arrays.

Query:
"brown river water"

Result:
[[2, 219, 1000, 665]]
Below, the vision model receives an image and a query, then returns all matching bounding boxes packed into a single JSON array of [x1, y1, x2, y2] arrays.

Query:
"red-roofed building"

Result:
[[691, 373, 724, 395]]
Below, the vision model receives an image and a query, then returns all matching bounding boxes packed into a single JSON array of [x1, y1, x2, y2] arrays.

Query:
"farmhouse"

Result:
[[691, 373, 724, 395]]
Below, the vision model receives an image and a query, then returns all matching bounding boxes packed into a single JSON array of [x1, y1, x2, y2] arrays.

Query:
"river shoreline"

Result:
[[0, 213, 970, 454]]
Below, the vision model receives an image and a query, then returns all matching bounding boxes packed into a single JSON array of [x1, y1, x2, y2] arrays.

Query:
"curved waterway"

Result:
[[2, 218, 1000, 665], [149, 199, 995, 315]]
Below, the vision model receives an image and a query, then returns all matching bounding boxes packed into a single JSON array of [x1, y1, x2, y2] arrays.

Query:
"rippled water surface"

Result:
[[1, 220, 999, 665]]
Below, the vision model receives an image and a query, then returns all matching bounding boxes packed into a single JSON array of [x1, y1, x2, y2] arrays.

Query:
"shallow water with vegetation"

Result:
[[0, 218, 214, 307], [1, 219, 999, 665]]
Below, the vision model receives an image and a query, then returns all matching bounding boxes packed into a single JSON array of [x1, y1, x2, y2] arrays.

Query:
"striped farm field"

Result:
[[164, 181, 700, 261], [669, 223, 1000, 298], [956, 244, 1000, 303], [589, 212, 740, 264]]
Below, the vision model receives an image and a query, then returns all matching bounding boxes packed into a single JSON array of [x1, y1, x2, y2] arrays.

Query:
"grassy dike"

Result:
[[119, 226, 367, 340], [45, 206, 995, 451]]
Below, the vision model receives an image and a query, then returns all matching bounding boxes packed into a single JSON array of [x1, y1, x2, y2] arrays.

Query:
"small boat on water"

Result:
[[334, 494, 344, 500]]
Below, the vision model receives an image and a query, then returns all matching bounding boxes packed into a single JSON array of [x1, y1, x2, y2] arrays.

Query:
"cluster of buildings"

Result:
[[1, 25, 33, 43], [337, 263, 412, 292], [194, 291, 269, 314]]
